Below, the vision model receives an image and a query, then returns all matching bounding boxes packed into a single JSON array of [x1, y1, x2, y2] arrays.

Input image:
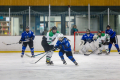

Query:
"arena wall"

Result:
[[0, 36, 119, 52]]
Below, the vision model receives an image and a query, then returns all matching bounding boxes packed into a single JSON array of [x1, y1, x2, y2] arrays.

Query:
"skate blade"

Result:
[[75, 64, 79, 66], [47, 64, 54, 66], [63, 63, 67, 65]]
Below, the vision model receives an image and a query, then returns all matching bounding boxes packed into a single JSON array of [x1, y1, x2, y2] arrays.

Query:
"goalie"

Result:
[[79, 29, 97, 56], [97, 30, 110, 55]]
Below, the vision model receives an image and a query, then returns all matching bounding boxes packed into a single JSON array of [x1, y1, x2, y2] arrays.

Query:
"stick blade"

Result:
[[25, 54, 32, 58], [2, 42, 7, 45]]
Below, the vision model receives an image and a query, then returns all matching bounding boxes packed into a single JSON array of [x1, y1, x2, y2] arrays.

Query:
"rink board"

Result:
[[0, 36, 120, 53]]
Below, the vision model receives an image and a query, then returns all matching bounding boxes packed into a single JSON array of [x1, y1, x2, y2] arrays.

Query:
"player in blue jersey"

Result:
[[79, 29, 97, 56], [105, 25, 120, 54], [19, 26, 35, 58], [53, 34, 78, 66]]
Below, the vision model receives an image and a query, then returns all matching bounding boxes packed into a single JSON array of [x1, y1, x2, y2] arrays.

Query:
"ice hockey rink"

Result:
[[0, 52, 120, 80]]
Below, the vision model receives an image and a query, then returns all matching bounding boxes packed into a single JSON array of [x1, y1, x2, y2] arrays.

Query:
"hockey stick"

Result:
[[32, 49, 54, 64], [2, 40, 29, 45], [25, 53, 44, 58], [34, 52, 48, 64], [2, 42, 19, 45]]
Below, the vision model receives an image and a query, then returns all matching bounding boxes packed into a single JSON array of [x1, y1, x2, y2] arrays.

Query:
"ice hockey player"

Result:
[[19, 26, 35, 58], [53, 33, 78, 66], [79, 29, 97, 56], [97, 30, 110, 55], [41, 26, 60, 65], [105, 25, 120, 54]]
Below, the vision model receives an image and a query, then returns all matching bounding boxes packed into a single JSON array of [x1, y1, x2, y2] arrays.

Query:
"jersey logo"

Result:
[[49, 38, 52, 40]]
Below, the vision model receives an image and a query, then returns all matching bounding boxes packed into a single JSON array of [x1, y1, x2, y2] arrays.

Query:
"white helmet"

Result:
[[57, 33, 64, 40]]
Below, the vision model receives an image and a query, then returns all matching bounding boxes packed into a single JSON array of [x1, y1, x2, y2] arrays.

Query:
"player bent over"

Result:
[[97, 30, 110, 55], [79, 29, 97, 56], [105, 25, 120, 54], [41, 26, 60, 65], [53, 34, 78, 66], [19, 26, 35, 58]]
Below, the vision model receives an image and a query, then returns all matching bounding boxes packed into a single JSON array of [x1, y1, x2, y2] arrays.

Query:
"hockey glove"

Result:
[[101, 40, 105, 45], [29, 38, 33, 42], [19, 40, 22, 44], [53, 46, 58, 51], [58, 45, 62, 49], [99, 44, 102, 48], [105, 42, 110, 45]]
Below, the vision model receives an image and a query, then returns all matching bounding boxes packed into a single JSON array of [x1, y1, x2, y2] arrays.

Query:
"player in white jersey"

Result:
[[41, 26, 60, 65], [97, 30, 110, 55]]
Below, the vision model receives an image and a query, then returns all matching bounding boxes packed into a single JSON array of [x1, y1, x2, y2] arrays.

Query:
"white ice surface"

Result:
[[0, 52, 120, 80]]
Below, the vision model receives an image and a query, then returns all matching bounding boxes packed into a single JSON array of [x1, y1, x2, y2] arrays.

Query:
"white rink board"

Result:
[[0, 53, 120, 80], [0, 36, 74, 51], [0, 36, 120, 51]]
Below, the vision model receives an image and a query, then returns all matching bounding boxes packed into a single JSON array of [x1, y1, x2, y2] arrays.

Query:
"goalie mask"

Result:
[[57, 33, 64, 41], [86, 29, 90, 34], [98, 30, 102, 37], [52, 26, 57, 34]]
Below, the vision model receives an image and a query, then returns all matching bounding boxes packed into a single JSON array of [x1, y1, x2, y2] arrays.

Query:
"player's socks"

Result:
[[115, 44, 120, 52], [59, 52, 64, 59], [68, 56, 75, 62], [21, 46, 26, 58], [30, 48, 34, 56], [109, 43, 112, 52]]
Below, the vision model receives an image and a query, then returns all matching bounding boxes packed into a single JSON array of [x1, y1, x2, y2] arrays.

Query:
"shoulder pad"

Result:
[[49, 32, 54, 37], [56, 31, 59, 33]]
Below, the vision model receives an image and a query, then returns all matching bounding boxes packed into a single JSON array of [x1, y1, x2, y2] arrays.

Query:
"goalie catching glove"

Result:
[[93, 34, 98, 40]]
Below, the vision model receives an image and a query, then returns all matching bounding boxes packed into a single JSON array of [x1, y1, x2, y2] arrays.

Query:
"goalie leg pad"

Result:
[[80, 45, 87, 54], [89, 42, 95, 51]]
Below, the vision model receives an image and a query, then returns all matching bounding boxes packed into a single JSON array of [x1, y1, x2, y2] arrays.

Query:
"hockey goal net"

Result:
[[73, 31, 98, 53]]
